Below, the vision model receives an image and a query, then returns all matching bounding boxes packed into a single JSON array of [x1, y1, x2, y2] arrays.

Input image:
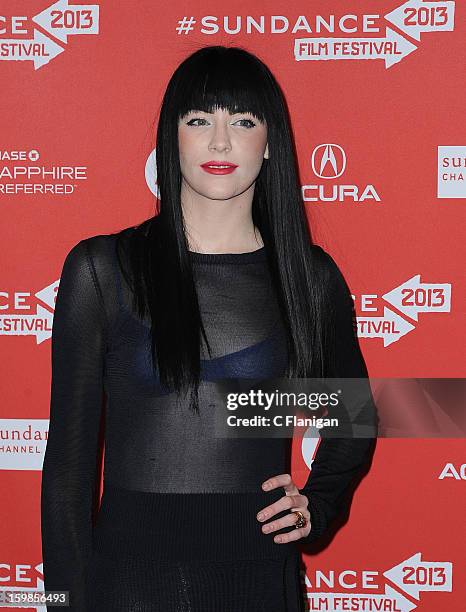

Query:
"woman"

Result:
[[41, 45, 377, 611]]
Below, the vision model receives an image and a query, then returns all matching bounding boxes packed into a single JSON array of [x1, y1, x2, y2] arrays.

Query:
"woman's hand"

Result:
[[257, 473, 311, 543]]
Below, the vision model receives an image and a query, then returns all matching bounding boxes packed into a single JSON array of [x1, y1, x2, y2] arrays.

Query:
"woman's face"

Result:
[[177, 107, 269, 202]]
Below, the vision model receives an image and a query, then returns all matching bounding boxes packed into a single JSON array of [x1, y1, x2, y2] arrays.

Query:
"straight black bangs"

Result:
[[172, 47, 269, 125]]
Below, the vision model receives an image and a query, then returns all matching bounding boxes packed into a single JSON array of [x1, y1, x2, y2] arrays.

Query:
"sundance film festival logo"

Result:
[[175, 2, 456, 69], [304, 552, 453, 609], [0, 0, 99, 70], [350, 272, 451, 347], [369, 274, 452, 346], [294, 0, 457, 71]]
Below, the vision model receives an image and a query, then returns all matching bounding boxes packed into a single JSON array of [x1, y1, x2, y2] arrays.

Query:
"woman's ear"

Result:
[[264, 143, 269, 160]]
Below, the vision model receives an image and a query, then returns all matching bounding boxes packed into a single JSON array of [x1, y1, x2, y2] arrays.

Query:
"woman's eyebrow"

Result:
[[185, 109, 256, 116]]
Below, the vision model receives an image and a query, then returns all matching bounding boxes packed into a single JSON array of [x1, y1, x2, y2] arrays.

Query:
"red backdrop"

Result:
[[1, 1, 465, 610]]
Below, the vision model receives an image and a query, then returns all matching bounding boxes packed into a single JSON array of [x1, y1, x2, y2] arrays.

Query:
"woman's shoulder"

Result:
[[309, 242, 340, 275], [309, 242, 336, 266], [65, 219, 151, 263], [309, 243, 353, 302]]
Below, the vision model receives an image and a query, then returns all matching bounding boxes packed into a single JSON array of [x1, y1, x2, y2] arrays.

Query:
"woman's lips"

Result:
[[200, 162, 238, 175]]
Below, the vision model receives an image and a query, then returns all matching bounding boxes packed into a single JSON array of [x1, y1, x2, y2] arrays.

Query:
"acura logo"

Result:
[[311, 144, 346, 179]]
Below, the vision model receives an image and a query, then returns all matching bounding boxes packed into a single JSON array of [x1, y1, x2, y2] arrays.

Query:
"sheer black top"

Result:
[[41, 225, 376, 610]]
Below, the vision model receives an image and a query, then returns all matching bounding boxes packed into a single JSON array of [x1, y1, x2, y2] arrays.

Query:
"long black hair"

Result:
[[118, 45, 337, 413]]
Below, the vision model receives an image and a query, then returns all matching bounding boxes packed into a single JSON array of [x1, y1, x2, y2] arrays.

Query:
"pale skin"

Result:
[[177, 107, 312, 543], [258, 474, 312, 544], [177, 106, 267, 253]]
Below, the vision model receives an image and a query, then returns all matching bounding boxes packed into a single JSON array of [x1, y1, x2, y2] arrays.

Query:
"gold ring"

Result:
[[292, 510, 307, 529]]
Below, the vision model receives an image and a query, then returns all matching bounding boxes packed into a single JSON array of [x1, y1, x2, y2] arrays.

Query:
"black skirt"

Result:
[[83, 482, 307, 611], [84, 548, 306, 611]]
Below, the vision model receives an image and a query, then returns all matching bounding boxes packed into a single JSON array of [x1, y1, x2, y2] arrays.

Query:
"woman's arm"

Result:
[[41, 239, 107, 610], [299, 247, 378, 544]]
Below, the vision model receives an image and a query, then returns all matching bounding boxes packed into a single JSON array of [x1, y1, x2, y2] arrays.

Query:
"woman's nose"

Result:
[[208, 123, 232, 152]]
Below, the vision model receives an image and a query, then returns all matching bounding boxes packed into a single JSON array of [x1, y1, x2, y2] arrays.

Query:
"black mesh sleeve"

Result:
[[299, 248, 378, 545], [40, 239, 107, 610]]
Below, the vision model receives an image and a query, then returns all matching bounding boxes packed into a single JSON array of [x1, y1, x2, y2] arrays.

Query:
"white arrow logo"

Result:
[[384, 552, 453, 599], [0, 304, 54, 344], [32, 0, 100, 44], [357, 307, 416, 347], [382, 275, 451, 321], [0, 29, 64, 70], [294, 27, 417, 69], [385, 0, 455, 42]]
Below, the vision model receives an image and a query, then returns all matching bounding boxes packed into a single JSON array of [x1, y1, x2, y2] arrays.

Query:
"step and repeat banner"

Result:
[[1, 1, 465, 610]]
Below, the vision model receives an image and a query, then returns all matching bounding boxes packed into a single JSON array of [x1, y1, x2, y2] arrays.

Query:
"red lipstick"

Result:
[[200, 160, 238, 175]]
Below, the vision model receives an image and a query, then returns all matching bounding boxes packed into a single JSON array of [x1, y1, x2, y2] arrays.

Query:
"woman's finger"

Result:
[[260, 505, 311, 538], [273, 522, 312, 544], [256, 491, 308, 523], [261, 473, 299, 495]]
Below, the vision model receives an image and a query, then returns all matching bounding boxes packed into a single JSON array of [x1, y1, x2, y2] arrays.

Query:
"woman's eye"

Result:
[[186, 118, 208, 126], [236, 119, 256, 128], [185, 117, 256, 128]]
